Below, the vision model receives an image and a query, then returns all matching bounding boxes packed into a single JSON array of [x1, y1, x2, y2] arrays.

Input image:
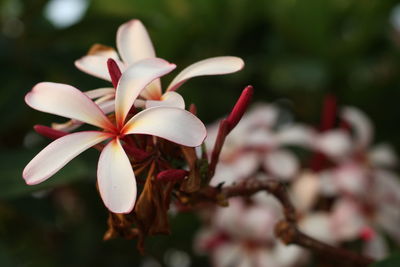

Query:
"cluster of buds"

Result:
[[23, 19, 248, 251]]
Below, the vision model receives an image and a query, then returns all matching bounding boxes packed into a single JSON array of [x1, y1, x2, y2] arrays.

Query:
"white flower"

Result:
[[75, 19, 244, 109], [23, 59, 206, 213]]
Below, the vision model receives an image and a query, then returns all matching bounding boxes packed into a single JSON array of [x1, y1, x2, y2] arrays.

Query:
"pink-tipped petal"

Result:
[[52, 120, 83, 132], [84, 88, 115, 99], [291, 171, 320, 213], [139, 80, 162, 100], [166, 56, 244, 92], [97, 100, 115, 115], [276, 124, 316, 147], [25, 82, 115, 131], [315, 130, 352, 160], [133, 99, 146, 108], [341, 106, 373, 149], [23, 131, 110, 185], [331, 198, 367, 241], [145, 91, 185, 109], [116, 19, 156, 64], [114, 58, 176, 126], [115, 20, 165, 102], [122, 107, 206, 147], [263, 149, 299, 180], [369, 143, 398, 168], [299, 213, 336, 244], [97, 138, 137, 214], [75, 50, 124, 81]]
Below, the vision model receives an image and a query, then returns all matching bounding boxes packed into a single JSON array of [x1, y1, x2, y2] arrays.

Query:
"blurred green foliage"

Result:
[[0, 0, 400, 266]]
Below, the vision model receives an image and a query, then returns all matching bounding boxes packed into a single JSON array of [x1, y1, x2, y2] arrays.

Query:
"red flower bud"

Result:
[[320, 94, 337, 132], [360, 226, 375, 242], [34, 125, 68, 140], [107, 58, 122, 89], [122, 144, 151, 162], [157, 169, 188, 182], [226, 85, 254, 132], [189, 103, 197, 115]]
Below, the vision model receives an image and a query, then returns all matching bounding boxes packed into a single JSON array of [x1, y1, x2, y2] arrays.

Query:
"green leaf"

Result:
[[0, 150, 91, 199], [371, 253, 400, 267]]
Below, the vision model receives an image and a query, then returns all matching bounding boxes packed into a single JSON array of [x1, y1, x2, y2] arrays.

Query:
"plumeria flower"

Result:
[[75, 19, 244, 110], [318, 107, 399, 197], [309, 106, 400, 257], [195, 194, 307, 267], [23, 58, 206, 214]]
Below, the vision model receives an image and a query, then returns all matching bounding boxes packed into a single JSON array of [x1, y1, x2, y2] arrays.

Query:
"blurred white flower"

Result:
[[207, 104, 314, 186]]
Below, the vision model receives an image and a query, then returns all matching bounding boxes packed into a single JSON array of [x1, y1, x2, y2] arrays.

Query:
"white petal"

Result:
[[273, 241, 306, 267], [299, 213, 336, 244], [214, 198, 244, 234], [315, 130, 352, 160], [23, 131, 110, 185], [291, 171, 320, 213], [139, 80, 163, 100], [133, 99, 146, 108], [213, 243, 241, 267], [276, 124, 316, 147], [116, 19, 156, 64], [52, 98, 116, 133], [363, 233, 388, 260], [75, 49, 125, 81], [97, 100, 115, 115], [319, 170, 339, 196], [210, 152, 260, 187], [97, 138, 137, 213], [241, 205, 278, 241], [334, 162, 368, 196], [122, 107, 206, 147], [116, 20, 162, 100], [25, 82, 115, 131], [263, 149, 299, 180], [245, 129, 278, 148], [341, 106, 373, 149], [115, 58, 176, 126], [84, 87, 115, 99], [369, 143, 398, 167], [145, 91, 185, 109], [166, 56, 244, 92], [243, 104, 279, 128], [331, 198, 366, 241], [52, 120, 82, 132]]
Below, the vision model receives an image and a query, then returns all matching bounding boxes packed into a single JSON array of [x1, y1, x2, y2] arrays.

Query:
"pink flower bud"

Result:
[[122, 144, 151, 162], [34, 125, 68, 140], [157, 169, 188, 182], [360, 226, 375, 242], [107, 58, 122, 88], [320, 94, 337, 131], [226, 85, 254, 132]]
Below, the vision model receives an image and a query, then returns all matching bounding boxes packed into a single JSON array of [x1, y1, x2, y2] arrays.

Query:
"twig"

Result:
[[205, 178, 374, 267]]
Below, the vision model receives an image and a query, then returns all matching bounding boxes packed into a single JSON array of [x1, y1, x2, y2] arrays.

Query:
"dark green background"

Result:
[[1, 0, 399, 266]]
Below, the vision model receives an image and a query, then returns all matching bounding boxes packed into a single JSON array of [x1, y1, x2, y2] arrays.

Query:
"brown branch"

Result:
[[206, 179, 374, 267], [275, 221, 373, 267], [222, 179, 297, 223]]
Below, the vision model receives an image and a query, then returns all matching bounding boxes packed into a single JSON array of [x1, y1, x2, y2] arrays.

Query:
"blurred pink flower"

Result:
[[206, 104, 314, 186], [195, 194, 306, 267], [311, 106, 399, 258]]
